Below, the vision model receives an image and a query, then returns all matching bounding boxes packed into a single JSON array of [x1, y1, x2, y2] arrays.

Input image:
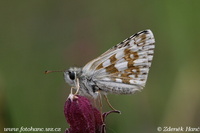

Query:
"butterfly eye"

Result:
[[68, 71, 75, 80]]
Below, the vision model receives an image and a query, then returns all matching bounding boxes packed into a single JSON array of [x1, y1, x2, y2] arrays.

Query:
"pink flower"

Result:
[[64, 94, 120, 133]]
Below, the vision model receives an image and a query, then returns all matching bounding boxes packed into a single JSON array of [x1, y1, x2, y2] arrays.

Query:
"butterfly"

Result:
[[63, 29, 155, 102]]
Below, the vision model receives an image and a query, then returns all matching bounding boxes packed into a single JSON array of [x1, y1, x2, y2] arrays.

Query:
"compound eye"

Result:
[[68, 71, 75, 80]]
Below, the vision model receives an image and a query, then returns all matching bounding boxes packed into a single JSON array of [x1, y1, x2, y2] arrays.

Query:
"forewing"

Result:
[[82, 29, 155, 92]]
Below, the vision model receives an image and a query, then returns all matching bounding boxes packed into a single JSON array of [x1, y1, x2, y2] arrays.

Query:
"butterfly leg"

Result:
[[69, 87, 78, 99], [97, 91, 103, 112], [96, 91, 105, 122], [70, 87, 74, 94], [69, 78, 80, 98], [74, 78, 80, 95], [103, 95, 117, 111]]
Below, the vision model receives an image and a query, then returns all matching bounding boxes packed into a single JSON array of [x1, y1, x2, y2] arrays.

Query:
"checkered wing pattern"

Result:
[[82, 30, 155, 94]]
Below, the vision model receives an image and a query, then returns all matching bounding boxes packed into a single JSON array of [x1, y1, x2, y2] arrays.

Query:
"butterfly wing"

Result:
[[82, 29, 155, 94]]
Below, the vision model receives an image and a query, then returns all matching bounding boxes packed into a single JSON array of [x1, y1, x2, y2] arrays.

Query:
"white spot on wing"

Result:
[[129, 40, 136, 45], [130, 54, 134, 59], [114, 62, 128, 71], [134, 58, 148, 64], [139, 68, 149, 72], [115, 78, 122, 82], [148, 55, 153, 61], [101, 77, 111, 81], [146, 39, 155, 44], [115, 50, 124, 59], [116, 58, 126, 64], [148, 50, 154, 54], [102, 59, 111, 67], [129, 75, 136, 78]]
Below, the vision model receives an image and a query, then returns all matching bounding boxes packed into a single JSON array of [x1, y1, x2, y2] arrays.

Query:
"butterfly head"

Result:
[[64, 67, 82, 86]]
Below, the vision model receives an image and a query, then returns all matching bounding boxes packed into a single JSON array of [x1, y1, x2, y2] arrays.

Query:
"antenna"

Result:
[[44, 70, 64, 74]]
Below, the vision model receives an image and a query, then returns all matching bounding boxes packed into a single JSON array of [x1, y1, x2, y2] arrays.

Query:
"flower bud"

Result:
[[64, 94, 120, 133]]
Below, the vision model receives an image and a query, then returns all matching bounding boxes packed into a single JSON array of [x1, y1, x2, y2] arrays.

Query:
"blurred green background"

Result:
[[1, 1, 200, 133]]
